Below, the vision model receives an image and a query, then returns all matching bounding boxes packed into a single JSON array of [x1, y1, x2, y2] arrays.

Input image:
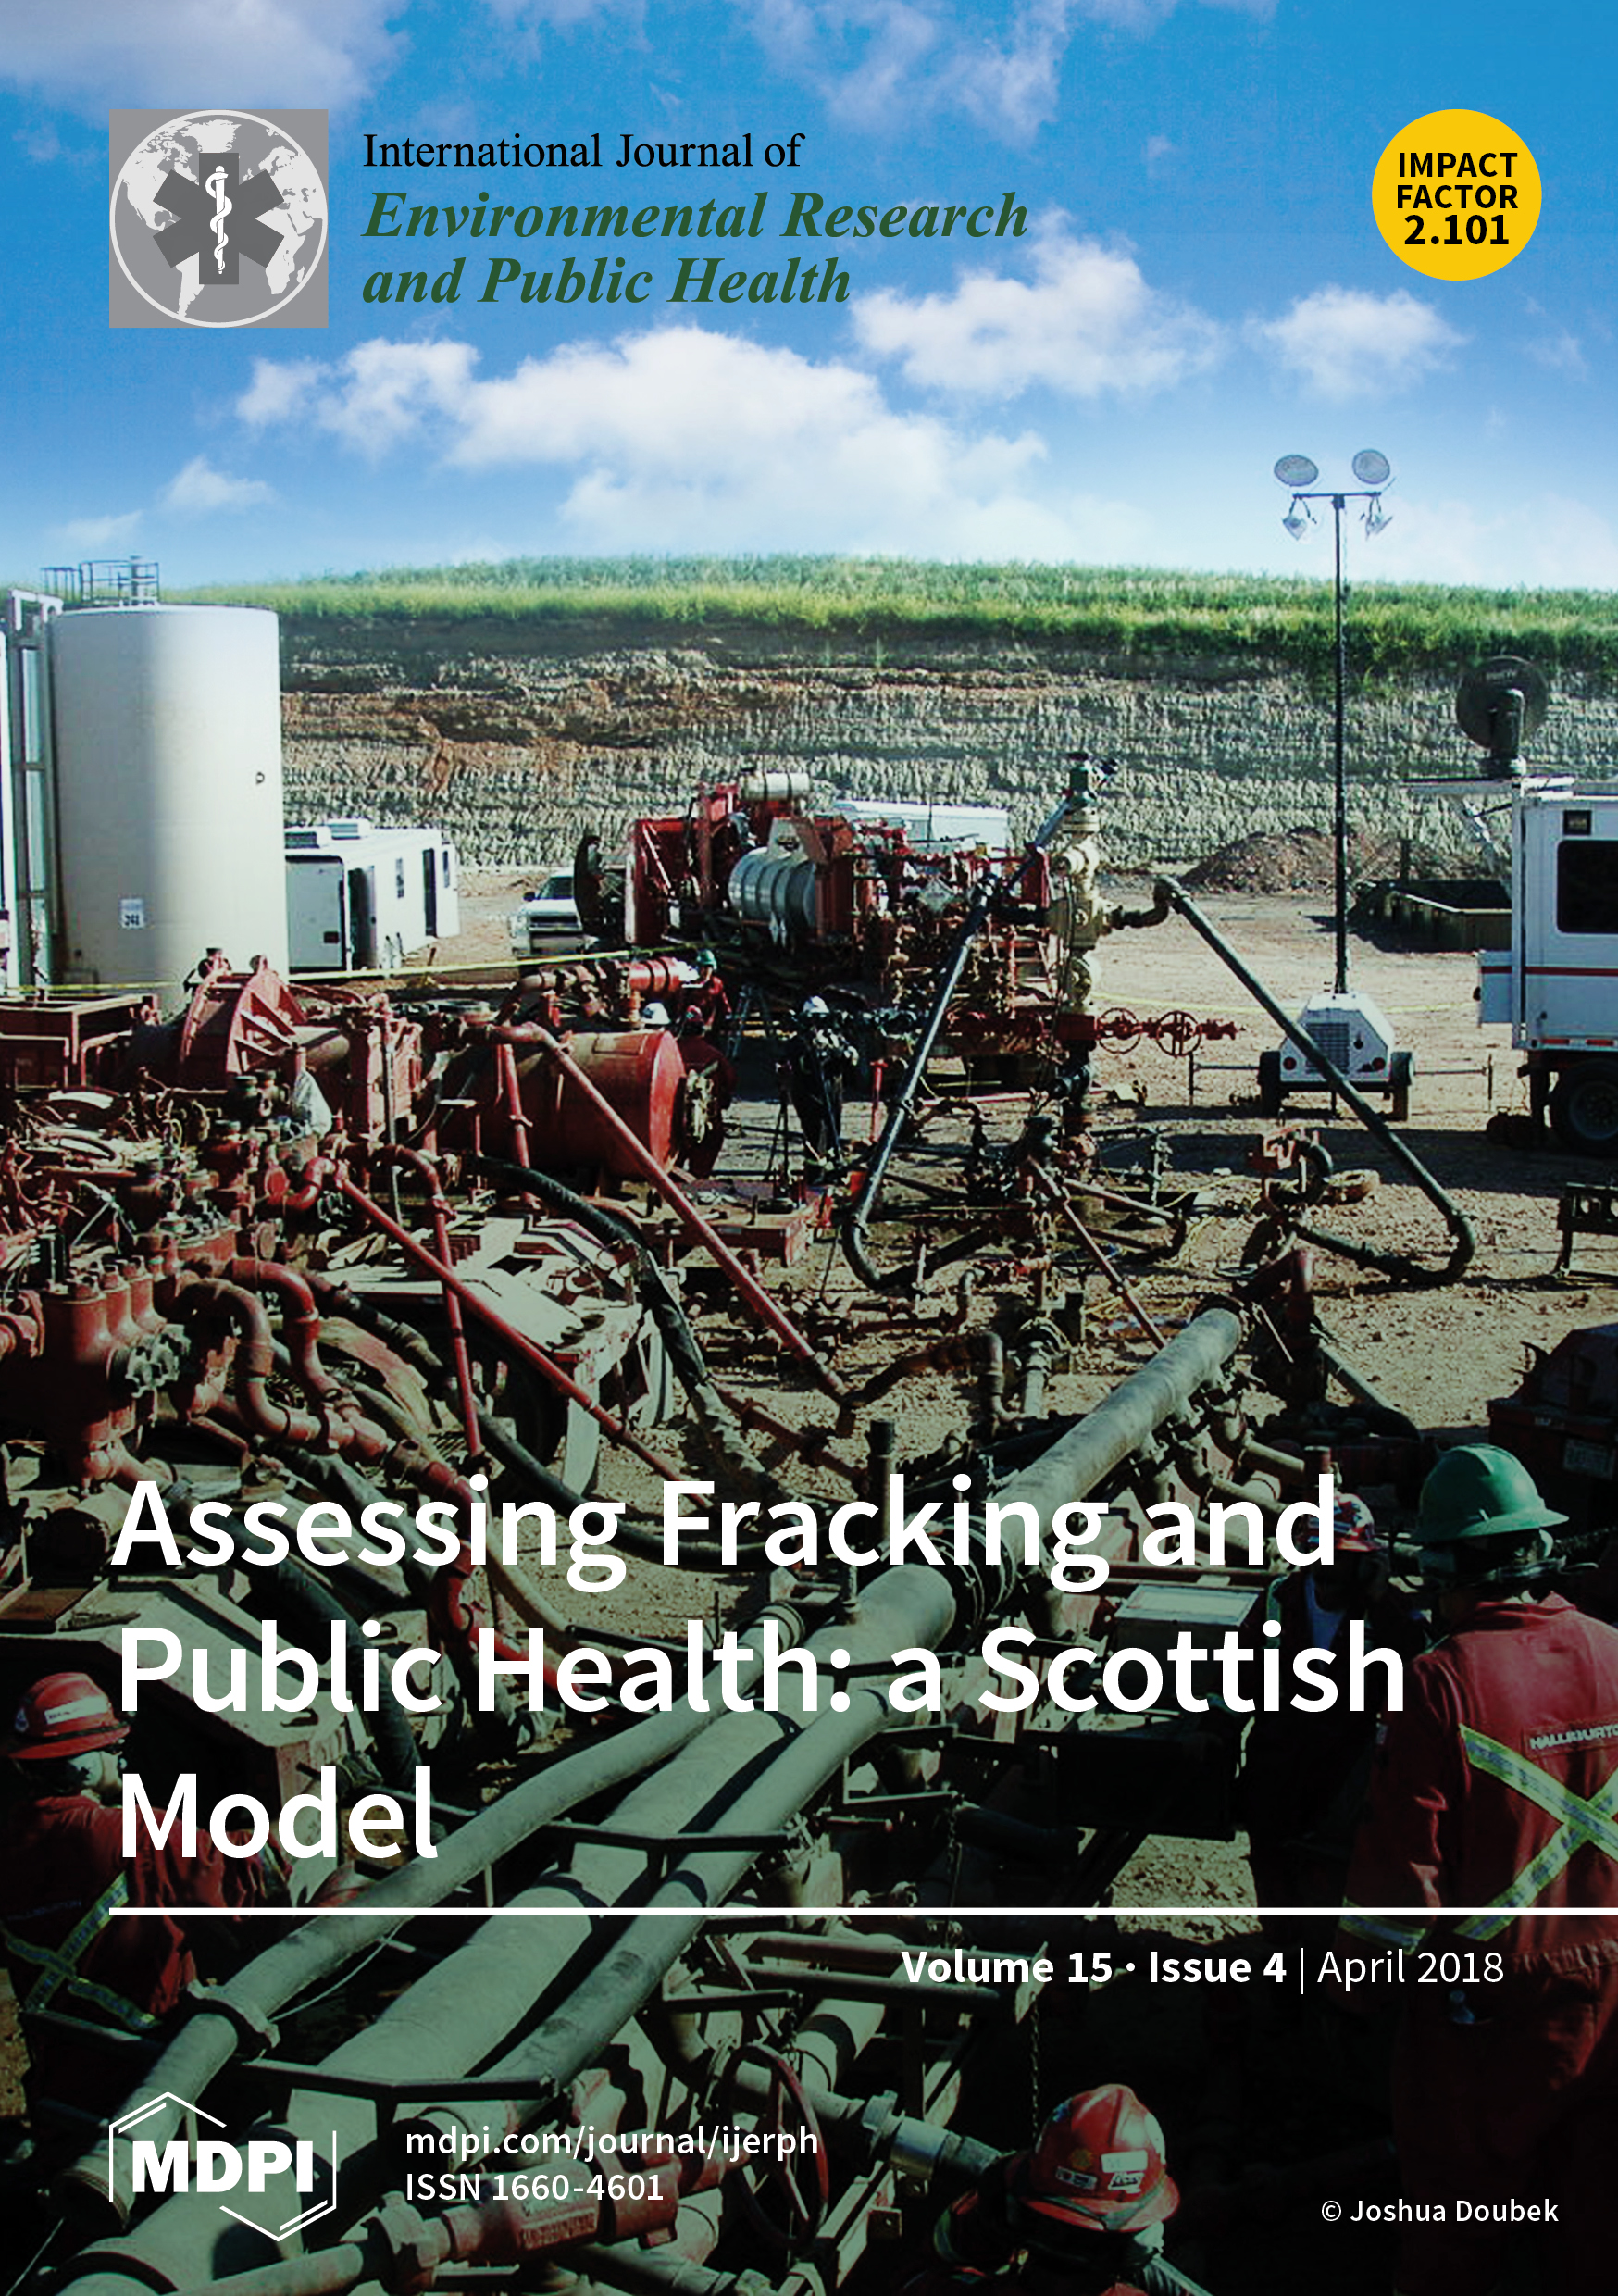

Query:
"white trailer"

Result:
[[1477, 782, 1618, 1152], [833, 798, 1013, 852], [285, 820, 460, 972]]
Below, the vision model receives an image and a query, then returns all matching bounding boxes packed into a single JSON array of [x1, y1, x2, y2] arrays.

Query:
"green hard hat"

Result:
[[1417, 1444, 1566, 1547], [696, 947, 717, 969]]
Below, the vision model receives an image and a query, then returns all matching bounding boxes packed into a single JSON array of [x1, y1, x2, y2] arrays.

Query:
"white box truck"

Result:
[[1478, 782, 1618, 1152]]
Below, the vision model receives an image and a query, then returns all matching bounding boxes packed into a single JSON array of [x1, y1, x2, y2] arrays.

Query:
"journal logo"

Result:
[[109, 109, 329, 330], [108, 2093, 339, 2240]]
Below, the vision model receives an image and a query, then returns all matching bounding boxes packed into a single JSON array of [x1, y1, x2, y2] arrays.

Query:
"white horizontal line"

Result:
[[110, 1904, 1617, 1920]]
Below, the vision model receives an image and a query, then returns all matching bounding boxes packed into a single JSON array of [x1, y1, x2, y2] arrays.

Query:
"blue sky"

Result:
[[3, 0, 1613, 590]]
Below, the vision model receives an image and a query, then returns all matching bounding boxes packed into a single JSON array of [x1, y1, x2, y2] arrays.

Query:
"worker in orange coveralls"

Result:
[[0, 1672, 251, 2144], [1336, 1445, 1618, 2296], [680, 947, 732, 1037], [902, 2084, 1191, 2296], [1239, 1493, 1424, 1949]]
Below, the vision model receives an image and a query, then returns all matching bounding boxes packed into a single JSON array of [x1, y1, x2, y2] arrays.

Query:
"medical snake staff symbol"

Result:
[[150, 151, 287, 289], [204, 166, 232, 275]]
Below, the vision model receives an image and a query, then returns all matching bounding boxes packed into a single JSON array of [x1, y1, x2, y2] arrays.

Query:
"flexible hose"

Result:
[[467, 1153, 788, 1503]]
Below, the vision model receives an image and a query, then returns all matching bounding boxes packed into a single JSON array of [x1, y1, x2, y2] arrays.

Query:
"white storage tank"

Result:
[[46, 605, 288, 994]]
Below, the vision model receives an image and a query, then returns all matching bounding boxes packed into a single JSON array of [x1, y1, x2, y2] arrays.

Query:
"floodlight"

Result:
[[1268, 447, 1404, 1009]]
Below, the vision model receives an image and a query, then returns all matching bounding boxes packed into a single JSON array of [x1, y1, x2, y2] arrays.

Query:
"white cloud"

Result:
[[475, 0, 641, 72], [231, 326, 1157, 556], [947, 0, 1074, 139], [1525, 330, 1589, 380], [746, 2, 943, 130], [1252, 287, 1465, 400], [162, 458, 275, 515], [14, 121, 60, 163], [744, 0, 1271, 137], [0, 0, 403, 115], [237, 341, 477, 455], [237, 357, 328, 429], [54, 512, 143, 550], [853, 227, 1224, 398], [483, 0, 640, 24], [1357, 494, 1618, 590]]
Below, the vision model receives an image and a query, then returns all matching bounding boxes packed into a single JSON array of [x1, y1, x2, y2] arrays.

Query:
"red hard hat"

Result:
[[1015, 2084, 1178, 2232], [1331, 1494, 1382, 1556], [6, 1672, 129, 1761]]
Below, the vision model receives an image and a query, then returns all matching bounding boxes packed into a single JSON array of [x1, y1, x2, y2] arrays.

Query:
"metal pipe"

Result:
[[484, 1024, 846, 1403], [1025, 1165, 1165, 1344], [494, 1037, 534, 1169], [220, 1260, 344, 1415], [330, 1168, 685, 1482], [842, 780, 1079, 1295], [988, 1306, 1242, 1541], [171, 2252, 361, 2296], [58, 1642, 792, 2228], [367, 1146, 484, 1464], [165, 1277, 325, 1445], [1155, 878, 1475, 1284], [577, 2242, 752, 2296], [1013, 1316, 1062, 1421]]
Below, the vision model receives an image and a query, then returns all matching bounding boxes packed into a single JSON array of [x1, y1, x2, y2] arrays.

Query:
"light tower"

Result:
[[1257, 451, 1413, 1122]]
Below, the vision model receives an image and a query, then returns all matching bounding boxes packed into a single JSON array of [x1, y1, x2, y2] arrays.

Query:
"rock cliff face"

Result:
[[280, 618, 1618, 872]]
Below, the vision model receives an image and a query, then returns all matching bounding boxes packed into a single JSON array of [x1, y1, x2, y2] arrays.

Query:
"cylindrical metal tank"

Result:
[[439, 1029, 686, 1178], [520, 1029, 683, 1175], [729, 844, 817, 938], [46, 605, 287, 997], [739, 768, 814, 806]]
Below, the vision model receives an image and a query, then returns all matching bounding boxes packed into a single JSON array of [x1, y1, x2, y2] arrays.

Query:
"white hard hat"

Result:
[[641, 1002, 671, 1026], [802, 996, 830, 1019]]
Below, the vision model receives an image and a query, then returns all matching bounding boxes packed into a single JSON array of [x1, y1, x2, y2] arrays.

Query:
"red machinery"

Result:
[[620, 775, 1237, 1075], [623, 777, 1089, 1055]]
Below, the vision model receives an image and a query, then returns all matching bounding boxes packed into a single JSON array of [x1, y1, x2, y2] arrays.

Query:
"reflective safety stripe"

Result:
[[1338, 1905, 1429, 1952], [0, 1873, 158, 2033], [1452, 1725, 1618, 1942]]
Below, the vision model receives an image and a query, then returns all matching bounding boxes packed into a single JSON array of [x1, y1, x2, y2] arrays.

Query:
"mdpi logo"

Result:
[[108, 2093, 338, 2240], [109, 109, 328, 330]]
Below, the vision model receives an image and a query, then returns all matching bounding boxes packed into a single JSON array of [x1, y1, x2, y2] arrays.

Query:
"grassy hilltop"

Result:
[[178, 555, 1618, 681]]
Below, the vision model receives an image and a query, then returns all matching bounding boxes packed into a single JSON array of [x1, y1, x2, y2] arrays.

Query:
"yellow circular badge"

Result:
[[1372, 109, 1540, 280]]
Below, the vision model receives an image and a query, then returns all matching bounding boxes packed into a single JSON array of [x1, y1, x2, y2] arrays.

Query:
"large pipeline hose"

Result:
[[56, 1313, 1249, 2288], [240, 1548, 417, 1791], [62, 1588, 930, 2292], [58, 1630, 796, 2230]]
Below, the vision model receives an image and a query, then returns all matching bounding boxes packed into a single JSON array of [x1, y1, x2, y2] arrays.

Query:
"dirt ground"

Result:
[[455, 862, 1609, 1442]]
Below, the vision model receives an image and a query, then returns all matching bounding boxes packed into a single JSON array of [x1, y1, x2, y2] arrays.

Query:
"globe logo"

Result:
[[110, 110, 328, 329]]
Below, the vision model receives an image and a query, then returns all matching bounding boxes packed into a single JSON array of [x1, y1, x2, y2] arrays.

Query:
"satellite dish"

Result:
[[1351, 448, 1392, 487], [1274, 454, 1319, 489], [1455, 655, 1550, 766]]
